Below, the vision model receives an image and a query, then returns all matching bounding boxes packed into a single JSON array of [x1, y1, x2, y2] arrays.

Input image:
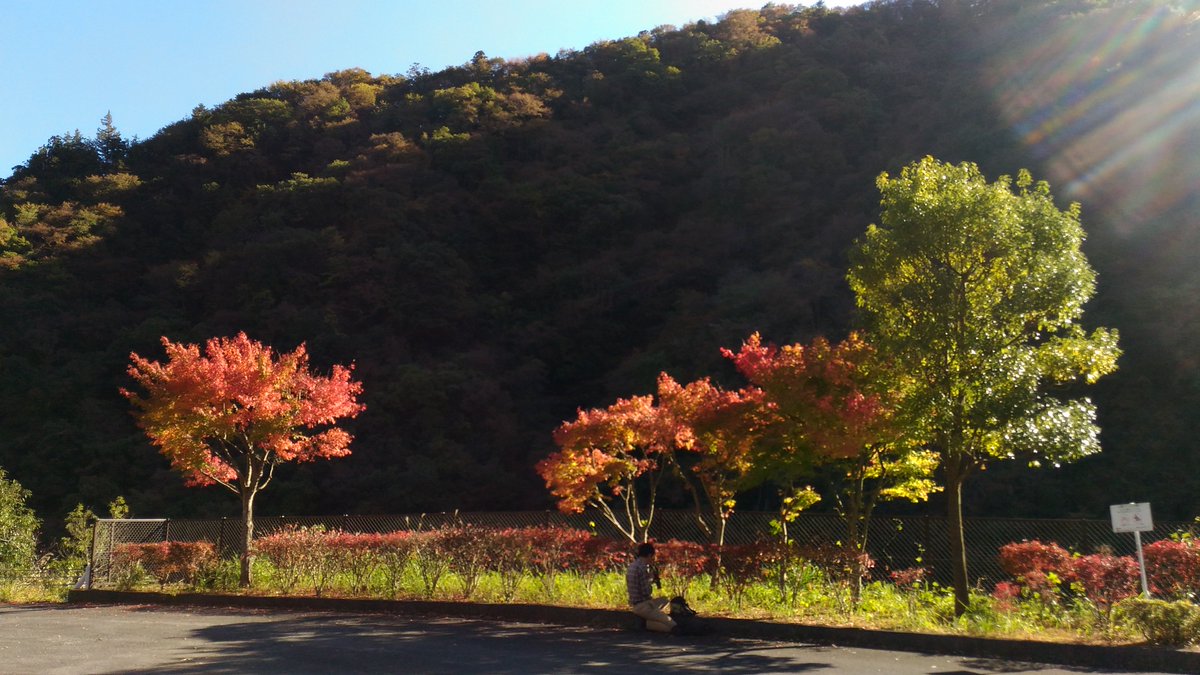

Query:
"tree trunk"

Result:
[[240, 488, 256, 588], [708, 516, 729, 590], [842, 464, 873, 607], [945, 459, 969, 617], [776, 516, 789, 603], [846, 508, 864, 605]]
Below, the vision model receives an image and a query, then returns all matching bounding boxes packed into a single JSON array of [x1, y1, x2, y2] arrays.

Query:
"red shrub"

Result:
[[484, 528, 535, 600], [750, 538, 793, 569], [996, 540, 1076, 603], [376, 531, 416, 597], [520, 526, 594, 576], [376, 530, 415, 558], [993, 580, 1022, 612], [653, 540, 709, 597], [440, 526, 496, 598], [253, 526, 323, 592], [1023, 570, 1066, 602], [113, 541, 216, 588], [410, 529, 450, 597], [253, 526, 313, 562], [889, 567, 927, 589], [577, 535, 630, 574], [325, 532, 385, 594], [500, 526, 590, 599], [483, 529, 531, 571], [1143, 539, 1200, 600], [718, 541, 774, 584], [305, 529, 347, 596], [164, 541, 217, 584], [998, 540, 1073, 579], [795, 543, 874, 584], [1071, 553, 1140, 611]]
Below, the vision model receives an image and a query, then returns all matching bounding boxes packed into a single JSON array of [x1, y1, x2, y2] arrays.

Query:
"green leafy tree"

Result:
[[57, 496, 129, 577], [847, 157, 1120, 615], [107, 496, 130, 520], [57, 504, 95, 575], [0, 467, 39, 581]]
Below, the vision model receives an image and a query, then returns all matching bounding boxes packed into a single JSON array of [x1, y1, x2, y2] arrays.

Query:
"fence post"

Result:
[[923, 515, 931, 574], [85, 520, 98, 590], [164, 518, 171, 543]]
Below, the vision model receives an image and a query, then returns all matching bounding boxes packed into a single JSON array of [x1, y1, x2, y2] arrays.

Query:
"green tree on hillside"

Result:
[[1, 0, 1193, 525], [847, 157, 1120, 615], [9, 131, 103, 201]]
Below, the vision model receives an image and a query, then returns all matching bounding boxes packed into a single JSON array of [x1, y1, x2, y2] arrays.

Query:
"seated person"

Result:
[[625, 542, 676, 633]]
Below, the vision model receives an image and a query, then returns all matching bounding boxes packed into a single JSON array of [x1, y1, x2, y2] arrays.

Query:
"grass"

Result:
[[28, 553, 1200, 650], [0, 579, 70, 603], [86, 557, 1159, 646]]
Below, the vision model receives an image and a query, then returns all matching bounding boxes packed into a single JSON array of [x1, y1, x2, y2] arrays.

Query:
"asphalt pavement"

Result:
[[0, 604, 1175, 674]]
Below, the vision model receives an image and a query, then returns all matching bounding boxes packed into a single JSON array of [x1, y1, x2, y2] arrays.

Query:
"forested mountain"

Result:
[[2, 0, 1197, 526]]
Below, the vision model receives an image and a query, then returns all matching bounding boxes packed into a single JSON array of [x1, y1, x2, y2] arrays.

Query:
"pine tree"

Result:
[[94, 111, 128, 170]]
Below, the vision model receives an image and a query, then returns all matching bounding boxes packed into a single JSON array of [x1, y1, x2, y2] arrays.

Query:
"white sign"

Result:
[[1111, 502, 1153, 533]]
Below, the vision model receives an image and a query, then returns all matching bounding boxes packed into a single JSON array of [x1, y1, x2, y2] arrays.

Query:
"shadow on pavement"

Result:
[[113, 611, 837, 674], [953, 657, 1144, 675]]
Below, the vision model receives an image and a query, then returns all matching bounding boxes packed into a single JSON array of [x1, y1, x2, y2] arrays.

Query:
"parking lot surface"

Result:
[[0, 604, 1174, 674]]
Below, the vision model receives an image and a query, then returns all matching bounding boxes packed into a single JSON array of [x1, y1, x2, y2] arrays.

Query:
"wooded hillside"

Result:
[[2, 0, 1197, 524]]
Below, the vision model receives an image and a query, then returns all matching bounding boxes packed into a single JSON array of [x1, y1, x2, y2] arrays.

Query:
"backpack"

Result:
[[668, 596, 712, 635]]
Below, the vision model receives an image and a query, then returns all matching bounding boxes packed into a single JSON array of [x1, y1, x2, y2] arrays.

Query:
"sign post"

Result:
[[1110, 502, 1153, 598]]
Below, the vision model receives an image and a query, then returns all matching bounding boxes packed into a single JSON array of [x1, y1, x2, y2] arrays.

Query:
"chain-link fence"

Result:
[[89, 510, 1192, 588]]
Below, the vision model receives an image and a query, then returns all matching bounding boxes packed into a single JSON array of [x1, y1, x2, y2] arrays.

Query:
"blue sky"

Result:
[[2, 1, 857, 178]]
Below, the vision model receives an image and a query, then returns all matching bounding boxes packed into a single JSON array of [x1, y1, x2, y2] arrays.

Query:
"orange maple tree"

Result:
[[657, 375, 764, 547], [537, 390, 665, 543], [123, 332, 364, 586], [537, 372, 762, 544]]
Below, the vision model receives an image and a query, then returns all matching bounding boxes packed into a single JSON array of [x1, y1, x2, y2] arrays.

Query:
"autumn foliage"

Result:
[[1143, 539, 1200, 600], [722, 332, 892, 463], [123, 332, 364, 488], [538, 329, 939, 562], [112, 541, 216, 589], [718, 331, 938, 601], [123, 332, 364, 586], [536, 372, 761, 542], [994, 539, 1200, 614], [660, 375, 764, 544], [250, 525, 632, 600]]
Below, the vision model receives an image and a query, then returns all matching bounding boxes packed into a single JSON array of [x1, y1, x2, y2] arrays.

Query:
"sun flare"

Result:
[[981, 3, 1199, 237]]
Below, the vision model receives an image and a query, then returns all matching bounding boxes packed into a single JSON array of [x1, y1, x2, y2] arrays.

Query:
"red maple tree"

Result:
[[123, 332, 364, 586], [723, 332, 938, 592]]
